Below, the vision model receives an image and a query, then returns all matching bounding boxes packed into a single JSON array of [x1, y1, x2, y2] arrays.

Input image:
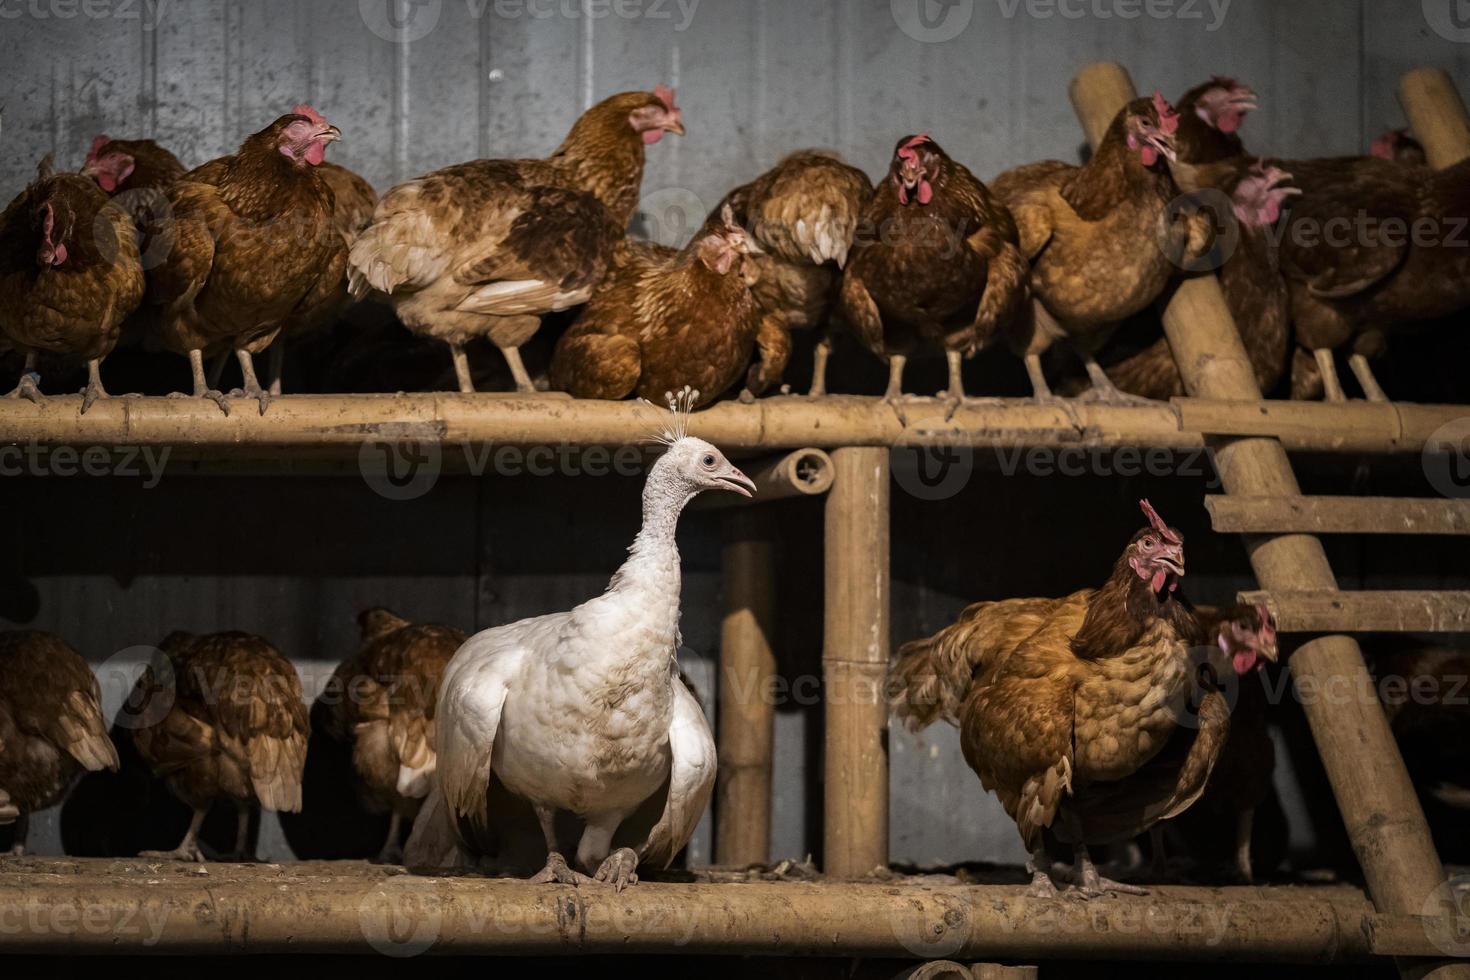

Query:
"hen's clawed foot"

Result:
[[170, 389, 231, 416], [1076, 385, 1157, 407], [1064, 867, 1149, 899], [79, 381, 109, 415], [593, 847, 640, 892], [6, 372, 42, 404], [228, 383, 270, 416], [140, 843, 205, 863], [1025, 869, 1060, 898], [528, 851, 596, 887]]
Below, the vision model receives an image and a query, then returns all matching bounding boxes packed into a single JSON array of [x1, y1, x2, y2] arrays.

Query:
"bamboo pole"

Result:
[[1206, 496, 1470, 535], [823, 447, 890, 877], [1070, 63, 1463, 980], [1239, 590, 1470, 633], [717, 509, 777, 866], [1400, 69, 1470, 168], [0, 393, 1463, 455], [971, 967, 1040, 980], [0, 863, 1445, 961]]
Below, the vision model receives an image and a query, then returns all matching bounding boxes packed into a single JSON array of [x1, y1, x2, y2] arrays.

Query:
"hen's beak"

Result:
[[716, 468, 756, 497], [664, 116, 685, 137], [1154, 546, 1185, 578], [318, 125, 342, 144]]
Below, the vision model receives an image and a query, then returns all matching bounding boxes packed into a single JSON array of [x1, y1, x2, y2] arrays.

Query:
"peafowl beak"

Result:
[[716, 468, 756, 497]]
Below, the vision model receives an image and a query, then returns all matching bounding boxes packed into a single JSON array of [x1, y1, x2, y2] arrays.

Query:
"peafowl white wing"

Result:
[[406, 391, 750, 889]]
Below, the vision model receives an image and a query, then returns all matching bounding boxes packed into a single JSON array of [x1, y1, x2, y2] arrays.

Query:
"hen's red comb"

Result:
[[1152, 91, 1180, 135], [292, 104, 328, 127], [1255, 602, 1276, 640], [897, 133, 932, 163], [653, 85, 677, 111], [85, 135, 111, 164], [1210, 75, 1240, 91], [1138, 499, 1182, 542]]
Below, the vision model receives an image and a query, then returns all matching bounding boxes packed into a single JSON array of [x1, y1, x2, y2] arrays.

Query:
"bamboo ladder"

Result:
[[1071, 62, 1470, 980]]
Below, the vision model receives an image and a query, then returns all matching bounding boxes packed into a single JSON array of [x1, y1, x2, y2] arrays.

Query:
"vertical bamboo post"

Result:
[[1069, 63, 1463, 980], [1400, 68, 1470, 168], [822, 447, 890, 877], [716, 510, 777, 866]]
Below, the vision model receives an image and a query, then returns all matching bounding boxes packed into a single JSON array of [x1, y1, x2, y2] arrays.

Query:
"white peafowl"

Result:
[[403, 388, 751, 889]]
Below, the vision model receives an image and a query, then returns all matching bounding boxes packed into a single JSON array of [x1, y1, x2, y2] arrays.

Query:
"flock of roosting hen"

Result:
[[1, 76, 1466, 413]]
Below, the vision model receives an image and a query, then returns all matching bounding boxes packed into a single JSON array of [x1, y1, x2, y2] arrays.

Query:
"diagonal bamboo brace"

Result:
[[1069, 62, 1463, 980]]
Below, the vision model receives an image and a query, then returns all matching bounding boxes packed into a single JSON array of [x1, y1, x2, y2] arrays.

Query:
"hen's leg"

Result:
[[1149, 825, 1168, 879], [1025, 847, 1059, 898], [5, 811, 29, 856], [80, 358, 110, 414], [6, 352, 42, 404], [1312, 348, 1346, 402], [500, 346, 537, 394], [170, 349, 230, 415], [1068, 843, 1148, 898], [1233, 807, 1255, 883], [229, 349, 270, 415], [938, 349, 966, 420], [526, 804, 594, 886], [224, 806, 258, 862], [1079, 353, 1154, 406], [268, 339, 285, 397], [1348, 353, 1387, 402], [447, 343, 475, 393], [1024, 353, 1055, 402], [141, 807, 208, 863], [883, 354, 906, 401], [375, 811, 405, 865], [808, 335, 832, 398]]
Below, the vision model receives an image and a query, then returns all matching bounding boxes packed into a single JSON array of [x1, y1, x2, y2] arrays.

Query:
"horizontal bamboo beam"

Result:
[[1240, 590, 1470, 633], [0, 865, 1448, 962], [1207, 496, 1470, 535], [0, 394, 1462, 455]]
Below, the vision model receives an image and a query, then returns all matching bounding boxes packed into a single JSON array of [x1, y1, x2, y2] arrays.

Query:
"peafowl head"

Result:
[[645, 387, 756, 500]]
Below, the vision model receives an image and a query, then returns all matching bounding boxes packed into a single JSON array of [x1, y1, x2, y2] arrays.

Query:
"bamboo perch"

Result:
[[1239, 590, 1470, 634], [716, 509, 777, 866], [1070, 62, 1463, 980], [823, 447, 890, 877], [1400, 69, 1470, 168], [697, 448, 834, 509], [0, 865, 1449, 962], [0, 394, 1461, 456], [1207, 496, 1470, 535]]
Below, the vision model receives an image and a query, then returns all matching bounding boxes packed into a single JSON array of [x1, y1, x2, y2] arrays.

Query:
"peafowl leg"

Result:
[[527, 804, 594, 886]]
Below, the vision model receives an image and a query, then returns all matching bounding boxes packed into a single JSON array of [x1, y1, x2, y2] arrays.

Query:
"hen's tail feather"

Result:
[[60, 690, 120, 772], [249, 732, 307, 813], [890, 627, 983, 730]]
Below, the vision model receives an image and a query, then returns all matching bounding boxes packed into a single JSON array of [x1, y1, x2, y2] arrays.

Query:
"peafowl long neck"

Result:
[[605, 467, 688, 645]]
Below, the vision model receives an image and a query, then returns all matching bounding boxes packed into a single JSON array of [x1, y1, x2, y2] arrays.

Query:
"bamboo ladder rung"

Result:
[[1207, 496, 1470, 535], [1239, 590, 1470, 634]]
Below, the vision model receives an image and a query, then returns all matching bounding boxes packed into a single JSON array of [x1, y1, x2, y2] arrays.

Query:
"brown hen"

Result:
[[349, 88, 683, 392], [324, 609, 465, 864], [890, 500, 1278, 897], [841, 134, 1026, 407], [993, 94, 1210, 402], [146, 105, 345, 414], [130, 631, 309, 863], [550, 206, 767, 402], [0, 163, 146, 411], [0, 631, 119, 854], [715, 150, 873, 395]]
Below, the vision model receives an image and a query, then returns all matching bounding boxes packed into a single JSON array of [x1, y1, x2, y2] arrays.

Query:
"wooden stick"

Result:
[[1400, 68, 1470, 168], [823, 447, 890, 878], [697, 448, 833, 510], [0, 863, 1449, 961], [716, 510, 777, 866], [970, 967, 1040, 980], [1240, 590, 1470, 633], [1070, 63, 1459, 980], [1207, 496, 1470, 535], [0, 393, 1461, 455]]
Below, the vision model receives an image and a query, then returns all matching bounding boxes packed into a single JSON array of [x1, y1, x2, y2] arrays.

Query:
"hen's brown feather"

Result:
[[131, 631, 308, 814]]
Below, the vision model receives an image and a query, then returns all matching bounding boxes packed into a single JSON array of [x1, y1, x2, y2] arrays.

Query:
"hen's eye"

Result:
[[701, 454, 717, 468], [1142, 535, 1156, 548]]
